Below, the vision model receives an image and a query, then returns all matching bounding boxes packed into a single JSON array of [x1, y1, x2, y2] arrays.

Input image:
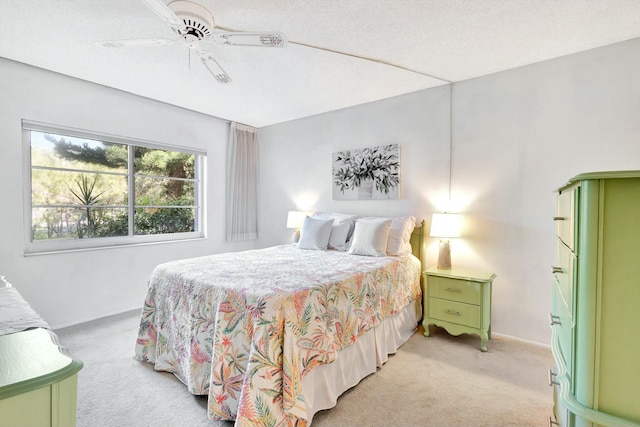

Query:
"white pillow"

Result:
[[328, 221, 350, 251], [312, 212, 359, 241], [387, 216, 416, 256], [297, 216, 333, 250], [348, 219, 393, 256]]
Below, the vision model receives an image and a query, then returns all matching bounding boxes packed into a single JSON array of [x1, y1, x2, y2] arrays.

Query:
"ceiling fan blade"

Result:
[[139, 0, 186, 32], [197, 51, 231, 84], [212, 32, 287, 48], [94, 37, 175, 48]]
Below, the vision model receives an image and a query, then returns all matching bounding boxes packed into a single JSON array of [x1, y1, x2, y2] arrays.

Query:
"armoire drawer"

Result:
[[556, 187, 576, 251], [554, 240, 575, 315], [551, 386, 570, 427], [429, 298, 481, 329], [428, 276, 481, 305], [551, 282, 573, 379]]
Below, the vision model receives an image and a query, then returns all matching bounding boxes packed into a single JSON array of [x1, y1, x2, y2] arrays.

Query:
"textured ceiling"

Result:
[[1, 0, 640, 127]]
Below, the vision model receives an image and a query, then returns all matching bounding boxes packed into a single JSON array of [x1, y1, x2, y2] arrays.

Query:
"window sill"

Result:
[[23, 233, 206, 256]]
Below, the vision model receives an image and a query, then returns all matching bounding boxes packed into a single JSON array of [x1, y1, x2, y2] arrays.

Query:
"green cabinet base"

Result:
[[423, 319, 491, 352]]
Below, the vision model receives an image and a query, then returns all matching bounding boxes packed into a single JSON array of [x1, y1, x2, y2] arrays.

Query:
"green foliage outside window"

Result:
[[31, 132, 198, 241]]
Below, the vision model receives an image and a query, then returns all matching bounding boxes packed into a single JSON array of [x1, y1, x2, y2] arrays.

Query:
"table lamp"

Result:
[[286, 211, 307, 230], [430, 213, 461, 270]]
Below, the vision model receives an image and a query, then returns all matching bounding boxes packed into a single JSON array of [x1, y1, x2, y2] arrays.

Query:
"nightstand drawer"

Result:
[[429, 298, 480, 329], [428, 276, 481, 305]]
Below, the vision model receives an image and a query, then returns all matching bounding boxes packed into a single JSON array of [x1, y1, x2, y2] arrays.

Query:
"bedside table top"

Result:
[[425, 266, 496, 282]]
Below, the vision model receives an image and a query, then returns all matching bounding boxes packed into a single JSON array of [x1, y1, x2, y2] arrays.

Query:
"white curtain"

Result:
[[226, 122, 259, 241]]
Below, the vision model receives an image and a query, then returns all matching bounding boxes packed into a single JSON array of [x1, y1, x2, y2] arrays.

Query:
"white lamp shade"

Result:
[[429, 213, 461, 238], [286, 211, 307, 229]]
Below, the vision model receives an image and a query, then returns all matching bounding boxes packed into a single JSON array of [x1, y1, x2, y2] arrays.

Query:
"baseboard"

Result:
[[53, 307, 141, 332], [491, 331, 550, 349]]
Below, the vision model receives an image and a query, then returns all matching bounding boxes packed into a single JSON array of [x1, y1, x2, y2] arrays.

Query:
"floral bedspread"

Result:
[[134, 245, 420, 426]]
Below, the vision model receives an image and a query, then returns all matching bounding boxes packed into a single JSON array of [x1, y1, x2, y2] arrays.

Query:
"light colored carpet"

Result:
[[56, 310, 553, 427]]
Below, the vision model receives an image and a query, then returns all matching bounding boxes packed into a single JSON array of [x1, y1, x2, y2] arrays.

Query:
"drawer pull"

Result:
[[549, 313, 562, 326], [445, 309, 461, 316], [551, 266, 563, 274], [553, 216, 566, 221], [548, 369, 559, 386], [548, 416, 559, 427], [444, 287, 462, 293]]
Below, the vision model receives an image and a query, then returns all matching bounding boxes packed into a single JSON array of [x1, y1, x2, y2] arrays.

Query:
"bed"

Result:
[[134, 215, 425, 426]]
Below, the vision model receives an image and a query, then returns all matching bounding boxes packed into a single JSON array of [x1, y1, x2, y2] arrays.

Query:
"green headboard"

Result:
[[410, 219, 427, 270]]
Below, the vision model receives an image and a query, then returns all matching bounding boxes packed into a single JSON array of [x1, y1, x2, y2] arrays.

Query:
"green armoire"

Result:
[[551, 171, 640, 427]]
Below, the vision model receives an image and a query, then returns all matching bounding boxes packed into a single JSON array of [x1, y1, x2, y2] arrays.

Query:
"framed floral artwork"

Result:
[[332, 144, 400, 200]]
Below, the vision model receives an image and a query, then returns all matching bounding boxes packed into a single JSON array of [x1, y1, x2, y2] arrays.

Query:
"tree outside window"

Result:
[[27, 126, 204, 251]]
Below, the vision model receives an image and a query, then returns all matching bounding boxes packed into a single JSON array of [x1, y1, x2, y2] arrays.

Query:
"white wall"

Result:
[[0, 58, 257, 328], [258, 87, 451, 247], [257, 37, 640, 344]]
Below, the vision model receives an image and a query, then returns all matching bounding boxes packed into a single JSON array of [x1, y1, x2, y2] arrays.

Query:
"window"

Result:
[[23, 121, 205, 253]]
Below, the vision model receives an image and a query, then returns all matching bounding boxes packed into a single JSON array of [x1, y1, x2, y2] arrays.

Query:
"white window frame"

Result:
[[22, 120, 206, 255]]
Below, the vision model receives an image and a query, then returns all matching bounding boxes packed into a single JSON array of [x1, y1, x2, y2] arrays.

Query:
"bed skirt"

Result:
[[302, 298, 422, 423]]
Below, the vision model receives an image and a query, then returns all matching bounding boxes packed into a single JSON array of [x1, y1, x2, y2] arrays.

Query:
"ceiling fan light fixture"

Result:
[[168, 0, 214, 41]]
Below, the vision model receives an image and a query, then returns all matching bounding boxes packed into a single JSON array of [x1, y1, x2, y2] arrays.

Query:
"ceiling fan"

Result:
[[94, 0, 287, 83]]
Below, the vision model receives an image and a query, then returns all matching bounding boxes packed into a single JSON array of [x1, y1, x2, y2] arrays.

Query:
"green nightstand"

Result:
[[422, 266, 496, 352]]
